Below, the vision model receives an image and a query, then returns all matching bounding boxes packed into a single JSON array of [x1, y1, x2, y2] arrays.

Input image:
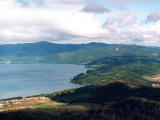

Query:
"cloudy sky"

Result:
[[0, 0, 160, 46]]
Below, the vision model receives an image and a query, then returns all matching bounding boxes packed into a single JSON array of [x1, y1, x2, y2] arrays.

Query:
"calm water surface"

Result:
[[0, 64, 87, 99]]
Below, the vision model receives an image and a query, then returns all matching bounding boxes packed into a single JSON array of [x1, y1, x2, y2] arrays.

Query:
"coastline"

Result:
[[0, 63, 88, 101]]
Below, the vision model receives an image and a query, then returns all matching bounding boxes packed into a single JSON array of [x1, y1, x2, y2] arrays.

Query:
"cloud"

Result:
[[15, 0, 45, 7], [0, 0, 104, 44], [15, 0, 84, 6], [146, 10, 160, 22], [82, 3, 110, 13], [105, 0, 133, 6], [98, 14, 160, 46], [100, 0, 160, 7], [0, 0, 159, 46], [103, 15, 136, 32], [60, 0, 84, 3]]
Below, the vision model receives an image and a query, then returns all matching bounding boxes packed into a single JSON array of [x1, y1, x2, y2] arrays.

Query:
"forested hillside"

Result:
[[1, 42, 160, 119], [1, 82, 160, 120], [71, 56, 160, 87], [1, 41, 160, 64]]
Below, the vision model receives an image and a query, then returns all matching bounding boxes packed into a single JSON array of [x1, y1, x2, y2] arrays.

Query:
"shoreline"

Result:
[[0, 63, 88, 101]]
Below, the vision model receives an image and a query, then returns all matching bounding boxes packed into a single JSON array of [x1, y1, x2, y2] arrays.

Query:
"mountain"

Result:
[[0, 41, 111, 57], [0, 41, 160, 64]]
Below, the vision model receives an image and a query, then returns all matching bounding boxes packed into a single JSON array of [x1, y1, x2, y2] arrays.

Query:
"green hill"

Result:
[[47, 82, 160, 104], [71, 56, 160, 87], [1, 82, 160, 120]]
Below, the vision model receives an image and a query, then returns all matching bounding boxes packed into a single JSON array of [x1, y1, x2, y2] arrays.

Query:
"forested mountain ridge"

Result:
[[0, 41, 109, 57], [0, 41, 160, 64]]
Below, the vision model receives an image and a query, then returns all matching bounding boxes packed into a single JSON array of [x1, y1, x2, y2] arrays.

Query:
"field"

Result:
[[144, 74, 160, 87], [0, 97, 65, 112], [144, 74, 160, 82], [0, 96, 95, 113]]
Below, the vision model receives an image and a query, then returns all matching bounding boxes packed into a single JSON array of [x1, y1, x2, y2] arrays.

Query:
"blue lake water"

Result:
[[0, 64, 87, 99]]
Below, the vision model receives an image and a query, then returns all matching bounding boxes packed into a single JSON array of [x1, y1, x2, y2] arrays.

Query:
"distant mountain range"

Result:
[[0, 41, 109, 57], [0, 41, 160, 64]]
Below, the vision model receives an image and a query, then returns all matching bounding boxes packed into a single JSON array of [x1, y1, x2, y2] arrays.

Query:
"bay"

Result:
[[0, 64, 87, 99]]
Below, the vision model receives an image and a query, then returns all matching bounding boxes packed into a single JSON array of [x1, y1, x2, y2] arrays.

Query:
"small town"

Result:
[[144, 74, 160, 87], [0, 96, 58, 112]]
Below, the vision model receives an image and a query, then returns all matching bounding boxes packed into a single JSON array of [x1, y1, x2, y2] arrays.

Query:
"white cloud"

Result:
[[100, 0, 160, 6], [82, 3, 110, 13], [59, 0, 84, 3], [0, 0, 159, 46], [146, 10, 160, 22], [103, 15, 136, 32], [0, 0, 104, 43]]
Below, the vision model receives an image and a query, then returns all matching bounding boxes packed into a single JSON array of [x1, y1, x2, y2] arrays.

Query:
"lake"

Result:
[[0, 64, 87, 99]]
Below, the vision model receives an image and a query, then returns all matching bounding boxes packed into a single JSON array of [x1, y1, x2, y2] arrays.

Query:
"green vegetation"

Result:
[[0, 106, 18, 110], [71, 56, 160, 87], [47, 82, 160, 104], [32, 104, 60, 109], [1, 42, 160, 119], [1, 42, 160, 64], [1, 82, 160, 120]]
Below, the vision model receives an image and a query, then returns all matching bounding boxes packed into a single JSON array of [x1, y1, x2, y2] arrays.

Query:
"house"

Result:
[[40, 97, 47, 100], [0, 104, 5, 107], [7, 104, 11, 106]]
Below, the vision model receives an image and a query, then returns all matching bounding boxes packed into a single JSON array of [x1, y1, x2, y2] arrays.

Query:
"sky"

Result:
[[0, 0, 160, 46]]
